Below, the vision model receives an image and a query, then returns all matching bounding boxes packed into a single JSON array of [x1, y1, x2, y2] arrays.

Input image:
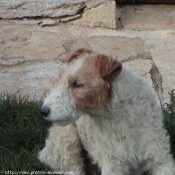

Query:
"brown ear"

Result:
[[67, 48, 92, 64], [97, 54, 122, 82]]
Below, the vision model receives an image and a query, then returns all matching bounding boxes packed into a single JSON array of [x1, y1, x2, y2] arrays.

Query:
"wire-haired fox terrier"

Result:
[[38, 48, 175, 175]]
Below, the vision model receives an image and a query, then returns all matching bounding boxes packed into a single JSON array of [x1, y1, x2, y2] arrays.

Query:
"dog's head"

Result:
[[40, 48, 122, 125]]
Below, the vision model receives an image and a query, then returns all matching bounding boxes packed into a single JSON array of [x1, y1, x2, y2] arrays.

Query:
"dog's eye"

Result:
[[72, 82, 83, 88]]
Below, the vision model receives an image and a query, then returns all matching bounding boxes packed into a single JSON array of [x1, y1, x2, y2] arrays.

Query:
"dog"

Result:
[[38, 48, 175, 175]]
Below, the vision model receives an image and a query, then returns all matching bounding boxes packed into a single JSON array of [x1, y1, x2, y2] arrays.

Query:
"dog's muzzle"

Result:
[[40, 105, 50, 118]]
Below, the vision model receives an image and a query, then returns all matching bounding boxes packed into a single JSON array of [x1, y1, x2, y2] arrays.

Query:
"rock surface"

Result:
[[73, 1, 118, 29], [122, 5, 175, 30], [0, 0, 119, 29], [0, 3, 175, 106], [1, 20, 149, 98], [0, 0, 87, 19]]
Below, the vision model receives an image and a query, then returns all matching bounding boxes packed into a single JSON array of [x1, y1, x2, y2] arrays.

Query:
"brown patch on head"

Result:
[[68, 53, 122, 111], [67, 48, 92, 64]]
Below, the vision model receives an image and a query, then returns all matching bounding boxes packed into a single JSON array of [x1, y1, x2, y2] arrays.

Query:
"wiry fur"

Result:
[[38, 48, 175, 175], [38, 124, 85, 174]]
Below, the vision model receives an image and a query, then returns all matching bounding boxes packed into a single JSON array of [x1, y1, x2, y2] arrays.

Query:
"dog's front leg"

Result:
[[150, 157, 175, 175], [38, 124, 85, 175], [142, 138, 175, 175]]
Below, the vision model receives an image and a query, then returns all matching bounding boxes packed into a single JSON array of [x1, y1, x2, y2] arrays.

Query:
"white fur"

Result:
[[38, 55, 175, 175]]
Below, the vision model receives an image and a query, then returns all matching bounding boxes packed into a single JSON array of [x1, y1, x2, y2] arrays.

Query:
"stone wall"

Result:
[[0, 0, 119, 29], [0, 0, 175, 107]]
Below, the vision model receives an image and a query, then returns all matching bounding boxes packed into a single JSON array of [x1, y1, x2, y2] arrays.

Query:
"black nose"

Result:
[[40, 105, 50, 117]]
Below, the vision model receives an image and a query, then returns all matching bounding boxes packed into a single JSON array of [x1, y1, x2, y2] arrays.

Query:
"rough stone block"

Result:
[[0, 0, 87, 19], [74, 1, 118, 29]]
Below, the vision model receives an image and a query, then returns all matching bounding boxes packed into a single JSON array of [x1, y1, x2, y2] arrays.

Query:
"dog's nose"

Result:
[[40, 105, 50, 117]]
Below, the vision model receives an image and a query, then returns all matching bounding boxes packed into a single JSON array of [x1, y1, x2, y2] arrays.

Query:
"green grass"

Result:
[[0, 92, 51, 173], [0, 90, 175, 175], [163, 90, 175, 160]]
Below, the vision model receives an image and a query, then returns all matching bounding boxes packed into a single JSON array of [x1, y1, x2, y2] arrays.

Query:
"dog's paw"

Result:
[[38, 147, 52, 165], [38, 147, 61, 170]]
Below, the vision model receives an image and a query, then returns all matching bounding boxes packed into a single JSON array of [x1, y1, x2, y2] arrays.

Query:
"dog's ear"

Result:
[[97, 54, 122, 82], [67, 48, 92, 64]]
